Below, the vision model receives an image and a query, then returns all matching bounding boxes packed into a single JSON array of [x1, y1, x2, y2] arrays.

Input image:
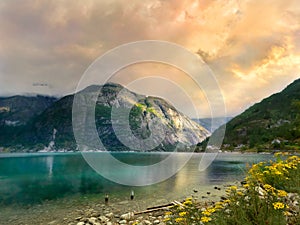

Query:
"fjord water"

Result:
[[0, 152, 273, 207]]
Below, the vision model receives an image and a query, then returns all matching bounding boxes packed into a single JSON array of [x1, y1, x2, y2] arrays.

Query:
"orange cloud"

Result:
[[0, 0, 299, 116]]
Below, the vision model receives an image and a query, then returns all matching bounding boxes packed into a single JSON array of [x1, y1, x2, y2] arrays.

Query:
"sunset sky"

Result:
[[0, 0, 300, 117]]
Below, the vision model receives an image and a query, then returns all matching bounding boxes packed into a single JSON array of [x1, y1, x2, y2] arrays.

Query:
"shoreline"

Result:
[[0, 182, 235, 225], [0, 151, 277, 158]]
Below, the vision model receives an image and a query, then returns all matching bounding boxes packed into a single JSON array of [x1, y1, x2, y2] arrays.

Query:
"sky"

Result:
[[0, 0, 300, 117]]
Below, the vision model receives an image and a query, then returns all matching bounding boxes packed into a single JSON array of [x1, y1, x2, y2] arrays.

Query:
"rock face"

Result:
[[0, 83, 209, 152]]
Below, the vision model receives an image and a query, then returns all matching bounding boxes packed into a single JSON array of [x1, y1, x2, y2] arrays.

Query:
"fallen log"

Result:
[[134, 200, 184, 215], [146, 202, 176, 210]]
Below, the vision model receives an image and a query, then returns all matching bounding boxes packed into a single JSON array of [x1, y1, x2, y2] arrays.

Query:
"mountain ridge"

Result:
[[0, 83, 209, 152], [206, 78, 300, 152]]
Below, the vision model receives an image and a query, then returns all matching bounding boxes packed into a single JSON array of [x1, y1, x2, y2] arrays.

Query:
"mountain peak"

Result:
[[0, 84, 209, 152]]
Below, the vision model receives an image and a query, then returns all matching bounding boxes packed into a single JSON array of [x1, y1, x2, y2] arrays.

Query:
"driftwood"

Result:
[[134, 200, 183, 215]]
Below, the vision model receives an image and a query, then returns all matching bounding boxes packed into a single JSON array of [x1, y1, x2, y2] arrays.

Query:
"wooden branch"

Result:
[[134, 200, 184, 215]]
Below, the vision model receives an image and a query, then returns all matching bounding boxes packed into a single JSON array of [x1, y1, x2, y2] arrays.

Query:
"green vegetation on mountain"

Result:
[[0, 83, 209, 152], [219, 78, 300, 152]]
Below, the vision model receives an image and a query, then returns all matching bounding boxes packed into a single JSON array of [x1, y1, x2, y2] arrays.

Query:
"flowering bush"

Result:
[[164, 154, 300, 225]]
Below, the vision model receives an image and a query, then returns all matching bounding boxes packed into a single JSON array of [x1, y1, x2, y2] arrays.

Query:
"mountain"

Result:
[[0, 83, 209, 152], [210, 78, 300, 152], [0, 95, 57, 149], [0, 95, 57, 125], [192, 117, 232, 132]]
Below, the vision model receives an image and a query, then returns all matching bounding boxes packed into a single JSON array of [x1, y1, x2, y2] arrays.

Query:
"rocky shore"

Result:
[[68, 184, 231, 225], [72, 205, 166, 225], [1, 180, 298, 225], [68, 182, 299, 225]]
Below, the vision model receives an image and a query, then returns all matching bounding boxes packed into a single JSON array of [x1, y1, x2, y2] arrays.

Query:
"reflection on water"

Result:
[[0, 153, 273, 206], [46, 156, 53, 178]]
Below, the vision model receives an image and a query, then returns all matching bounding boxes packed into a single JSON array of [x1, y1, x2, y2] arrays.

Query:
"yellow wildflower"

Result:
[[201, 216, 212, 223], [179, 211, 187, 217], [263, 184, 275, 192], [237, 191, 244, 196], [230, 185, 237, 190], [273, 202, 285, 210], [277, 190, 287, 197], [215, 202, 224, 209], [223, 199, 231, 203], [202, 211, 211, 216], [183, 200, 192, 205], [215, 204, 223, 209], [243, 184, 250, 188], [175, 217, 184, 223], [163, 217, 170, 222], [207, 208, 216, 213]]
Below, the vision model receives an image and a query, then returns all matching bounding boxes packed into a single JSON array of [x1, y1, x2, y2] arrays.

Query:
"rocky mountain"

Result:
[[208, 78, 300, 152], [0, 83, 209, 152], [0, 95, 57, 125], [0, 95, 57, 149]]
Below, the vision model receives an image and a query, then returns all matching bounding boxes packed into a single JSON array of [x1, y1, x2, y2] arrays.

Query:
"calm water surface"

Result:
[[0, 152, 273, 207]]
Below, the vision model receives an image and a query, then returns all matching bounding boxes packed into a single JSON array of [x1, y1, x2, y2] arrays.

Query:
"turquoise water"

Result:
[[0, 152, 273, 206]]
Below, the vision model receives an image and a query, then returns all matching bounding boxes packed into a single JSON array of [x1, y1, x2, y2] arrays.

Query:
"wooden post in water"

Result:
[[105, 194, 109, 204]]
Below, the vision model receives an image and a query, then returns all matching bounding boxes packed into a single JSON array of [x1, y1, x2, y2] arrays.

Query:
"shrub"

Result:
[[164, 154, 300, 224]]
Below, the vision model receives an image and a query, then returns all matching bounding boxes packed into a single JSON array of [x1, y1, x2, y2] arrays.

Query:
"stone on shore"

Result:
[[120, 212, 134, 220]]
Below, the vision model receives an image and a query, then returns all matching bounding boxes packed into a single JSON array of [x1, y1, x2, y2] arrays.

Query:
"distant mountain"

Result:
[[0, 95, 57, 149], [0, 95, 57, 125], [192, 117, 232, 132], [209, 78, 300, 152], [0, 83, 209, 152]]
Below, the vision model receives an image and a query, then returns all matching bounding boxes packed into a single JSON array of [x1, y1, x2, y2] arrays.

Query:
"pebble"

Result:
[[76, 222, 85, 225], [120, 212, 134, 220], [119, 219, 127, 224], [75, 216, 82, 221], [105, 212, 114, 218], [99, 215, 109, 222], [88, 217, 97, 223], [136, 216, 143, 221], [119, 201, 129, 205], [143, 220, 152, 225], [153, 219, 160, 224]]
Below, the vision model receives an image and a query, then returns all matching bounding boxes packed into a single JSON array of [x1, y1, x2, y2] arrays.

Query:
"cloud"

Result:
[[0, 0, 300, 116]]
